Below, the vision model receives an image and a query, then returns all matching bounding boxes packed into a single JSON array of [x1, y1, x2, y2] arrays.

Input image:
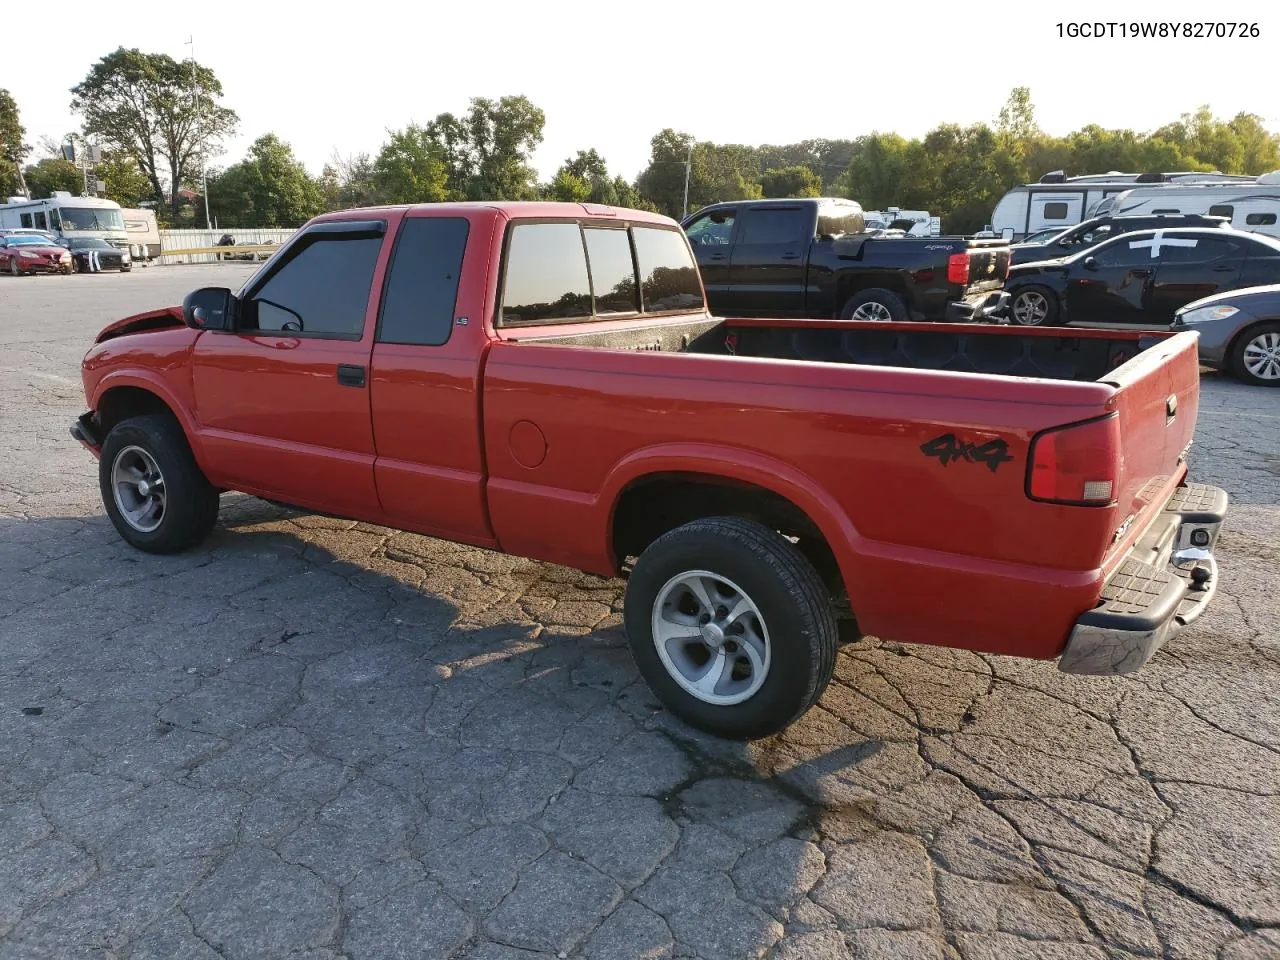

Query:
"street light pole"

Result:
[[185, 35, 212, 230], [681, 139, 694, 218]]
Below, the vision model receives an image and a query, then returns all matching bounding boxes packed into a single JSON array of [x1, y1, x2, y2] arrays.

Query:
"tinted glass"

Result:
[[501, 222, 592, 324], [33, 212, 46, 229], [584, 227, 638, 314], [817, 209, 863, 237], [1209, 205, 1234, 218], [1043, 202, 1069, 220], [685, 211, 735, 246], [737, 207, 810, 245], [632, 226, 703, 312], [1157, 237, 1239, 264], [1092, 236, 1150, 267], [1247, 212, 1278, 226], [250, 235, 382, 337], [378, 217, 469, 346]]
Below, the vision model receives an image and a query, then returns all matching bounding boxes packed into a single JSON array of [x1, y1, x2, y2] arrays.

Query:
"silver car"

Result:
[[1174, 284, 1280, 387]]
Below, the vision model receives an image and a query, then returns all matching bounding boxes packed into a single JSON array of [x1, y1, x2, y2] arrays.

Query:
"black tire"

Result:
[[623, 517, 838, 740], [1228, 321, 1280, 387], [99, 414, 220, 554], [840, 288, 908, 322], [1009, 285, 1059, 326], [9, 259, 19, 277]]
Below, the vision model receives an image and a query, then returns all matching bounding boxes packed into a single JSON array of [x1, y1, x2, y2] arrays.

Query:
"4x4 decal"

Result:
[[920, 433, 1014, 473]]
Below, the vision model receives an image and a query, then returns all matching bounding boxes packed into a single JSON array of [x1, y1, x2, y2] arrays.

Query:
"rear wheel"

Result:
[[99, 414, 220, 553], [623, 517, 838, 740], [1229, 322, 1280, 387], [840, 288, 908, 322], [1010, 286, 1058, 326]]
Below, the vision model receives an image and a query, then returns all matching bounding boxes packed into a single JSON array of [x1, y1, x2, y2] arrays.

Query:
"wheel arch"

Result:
[[92, 374, 207, 470], [1225, 316, 1280, 380]]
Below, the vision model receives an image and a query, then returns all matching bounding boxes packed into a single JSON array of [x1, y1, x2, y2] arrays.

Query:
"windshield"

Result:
[[58, 208, 125, 232], [3, 235, 53, 246]]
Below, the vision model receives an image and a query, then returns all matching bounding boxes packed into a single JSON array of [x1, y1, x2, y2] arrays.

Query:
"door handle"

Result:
[[781, 252, 801, 260], [708, 253, 728, 261], [1211, 265, 1235, 272], [1131, 268, 1153, 277], [336, 364, 366, 388]]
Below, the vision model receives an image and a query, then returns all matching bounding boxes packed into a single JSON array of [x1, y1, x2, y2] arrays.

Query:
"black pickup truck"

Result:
[[681, 197, 1011, 322]]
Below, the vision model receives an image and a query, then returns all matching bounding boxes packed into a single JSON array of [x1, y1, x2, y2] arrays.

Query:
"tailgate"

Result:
[[1099, 331, 1201, 563], [964, 244, 1010, 295]]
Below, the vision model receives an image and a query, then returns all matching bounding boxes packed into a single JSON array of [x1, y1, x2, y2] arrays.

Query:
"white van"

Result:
[[1091, 171, 1280, 239], [989, 170, 1254, 240]]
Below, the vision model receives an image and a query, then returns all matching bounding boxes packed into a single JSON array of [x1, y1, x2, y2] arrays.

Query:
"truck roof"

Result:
[[312, 200, 678, 226]]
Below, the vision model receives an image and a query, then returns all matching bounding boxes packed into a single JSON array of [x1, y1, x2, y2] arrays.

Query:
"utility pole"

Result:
[[185, 35, 212, 229], [681, 139, 694, 218]]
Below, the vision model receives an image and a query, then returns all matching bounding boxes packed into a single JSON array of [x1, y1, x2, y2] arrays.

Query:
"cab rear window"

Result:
[[499, 221, 704, 326]]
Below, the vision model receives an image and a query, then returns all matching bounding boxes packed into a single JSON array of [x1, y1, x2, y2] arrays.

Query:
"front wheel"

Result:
[[99, 414, 221, 553], [1009, 286, 1058, 326], [1230, 322, 1280, 387], [623, 517, 838, 740]]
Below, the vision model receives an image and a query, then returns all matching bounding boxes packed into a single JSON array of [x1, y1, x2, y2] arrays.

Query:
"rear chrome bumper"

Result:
[[1059, 483, 1229, 675], [945, 290, 1009, 324]]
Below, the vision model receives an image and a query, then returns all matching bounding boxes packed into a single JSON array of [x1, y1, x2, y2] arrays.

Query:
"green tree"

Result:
[[97, 149, 153, 207], [760, 165, 822, 198], [1, 89, 28, 197], [206, 134, 325, 227], [836, 133, 912, 209], [373, 124, 450, 204], [321, 151, 379, 209], [1228, 112, 1280, 174], [546, 168, 591, 202], [22, 158, 82, 198], [71, 47, 239, 217]]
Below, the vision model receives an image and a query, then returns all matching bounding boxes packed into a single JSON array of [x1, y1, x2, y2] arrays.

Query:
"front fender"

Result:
[[89, 369, 209, 472], [598, 441, 868, 595]]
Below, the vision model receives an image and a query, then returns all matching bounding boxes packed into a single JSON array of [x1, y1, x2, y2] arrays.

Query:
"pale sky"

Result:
[[6, 0, 1277, 186]]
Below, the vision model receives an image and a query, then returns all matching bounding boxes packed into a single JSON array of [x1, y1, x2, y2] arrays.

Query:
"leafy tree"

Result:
[[1, 89, 28, 197], [760, 165, 822, 198], [206, 134, 324, 227], [635, 130, 763, 217], [836, 133, 912, 209], [97, 149, 153, 207], [71, 47, 239, 217], [321, 150, 379, 209], [373, 124, 450, 204], [547, 169, 591, 202], [23, 158, 82, 198]]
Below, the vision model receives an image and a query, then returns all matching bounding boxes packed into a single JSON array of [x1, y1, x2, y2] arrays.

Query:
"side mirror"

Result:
[[1083, 257, 1099, 271], [182, 287, 233, 331], [1000, 227, 1015, 241]]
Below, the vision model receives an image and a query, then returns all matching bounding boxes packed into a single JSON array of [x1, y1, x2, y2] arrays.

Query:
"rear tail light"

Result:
[[947, 252, 970, 285], [1027, 414, 1120, 506]]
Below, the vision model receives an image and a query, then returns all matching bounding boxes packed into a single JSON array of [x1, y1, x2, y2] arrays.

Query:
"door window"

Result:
[[684, 210, 736, 247], [736, 207, 810, 245], [1155, 237, 1238, 264], [377, 217, 469, 346], [244, 232, 383, 338]]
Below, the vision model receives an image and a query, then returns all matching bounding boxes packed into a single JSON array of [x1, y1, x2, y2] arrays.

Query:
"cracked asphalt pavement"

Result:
[[2, 265, 1279, 960]]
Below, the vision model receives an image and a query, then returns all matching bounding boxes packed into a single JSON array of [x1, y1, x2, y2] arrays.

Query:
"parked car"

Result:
[[1010, 213, 1230, 266], [1004, 227, 1280, 327], [71, 201, 1227, 739], [0, 233, 72, 275], [1174, 285, 1280, 387], [1, 227, 61, 245], [682, 197, 1011, 323], [67, 237, 133, 273]]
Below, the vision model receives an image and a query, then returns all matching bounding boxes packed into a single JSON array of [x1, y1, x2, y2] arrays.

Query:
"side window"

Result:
[[1151, 208, 1180, 214], [736, 207, 810, 245], [501, 222, 592, 324], [48, 209, 61, 228], [1158, 237, 1238, 264], [246, 233, 382, 338], [1246, 212, 1278, 226], [684, 211, 735, 247], [1209, 204, 1234, 219], [632, 226, 704, 313], [378, 217, 469, 346], [20, 213, 31, 227], [33, 212, 47, 230], [1092, 236, 1150, 267], [583, 227, 638, 315], [1042, 202, 1069, 221]]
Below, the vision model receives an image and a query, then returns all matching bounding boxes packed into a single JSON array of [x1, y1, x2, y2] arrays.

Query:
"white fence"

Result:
[[158, 228, 298, 264]]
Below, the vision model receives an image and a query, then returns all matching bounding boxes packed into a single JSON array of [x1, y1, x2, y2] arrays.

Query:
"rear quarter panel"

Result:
[[481, 344, 1121, 658]]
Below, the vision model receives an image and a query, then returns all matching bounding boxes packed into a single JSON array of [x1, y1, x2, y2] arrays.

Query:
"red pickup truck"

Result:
[[73, 202, 1228, 739]]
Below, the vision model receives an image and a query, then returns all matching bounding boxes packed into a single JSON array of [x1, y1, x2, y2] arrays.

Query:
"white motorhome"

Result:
[[1090, 171, 1280, 238], [0, 193, 129, 249], [120, 208, 162, 261], [862, 207, 941, 236], [989, 170, 1254, 240]]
